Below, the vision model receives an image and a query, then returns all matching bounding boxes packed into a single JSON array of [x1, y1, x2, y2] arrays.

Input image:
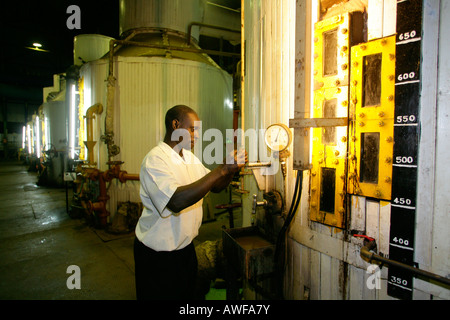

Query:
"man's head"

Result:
[[164, 105, 200, 151]]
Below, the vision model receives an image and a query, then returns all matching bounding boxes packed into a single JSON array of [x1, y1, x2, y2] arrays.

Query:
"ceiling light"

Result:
[[33, 42, 42, 48]]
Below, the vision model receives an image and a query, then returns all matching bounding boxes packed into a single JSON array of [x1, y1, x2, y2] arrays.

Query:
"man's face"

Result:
[[179, 112, 200, 150]]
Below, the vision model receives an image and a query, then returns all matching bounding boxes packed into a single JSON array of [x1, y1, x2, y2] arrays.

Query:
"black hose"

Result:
[[274, 170, 303, 299]]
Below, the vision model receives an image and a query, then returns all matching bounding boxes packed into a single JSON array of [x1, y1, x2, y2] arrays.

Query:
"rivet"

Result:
[[353, 62, 359, 68], [352, 80, 358, 86], [351, 155, 357, 161], [378, 111, 385, 117], [314, 53, 319, 59], [341, 64, 348, 70], [378, 121, 385, 127], [335, 150, 340, 156], [381, 39, 387, 46], [375, 190, 382, 197], [336, 87, 341, 94], [313, 70, 318, 76], [318, 150, 323, 155], [338, 208, 345, 214], [359, 122, 365, 127], [389, 54, 395, 60], [341, 28, 348, 34], [314, 37, 319, 43], [312, 171, 316, 176], [311, 202, 317, 208], [340, 174, 346, 180], [335, 80, 341, 86], [388, 95, 394, 101], [385, 157, 392, 164], [333, 160, 339, 165], [386, 136, 393, 143], [311, 187, 317, 192], [351, 136, 357, 142], [359, 113, 365, 118], [360, 45, 366, 50], [319, 81, 324, 87], [352, 98, 358, 104], [342, 101, 348, 107], [385, 176, 391, 183], [339, 192, 345, 197], [341, 46, 348, 52], [318, 159, 323, 164], [389, 75, 395, 81], [341, 136, 347, 143]]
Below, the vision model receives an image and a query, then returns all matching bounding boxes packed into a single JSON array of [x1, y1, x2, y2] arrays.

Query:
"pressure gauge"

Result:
[[264, 123, 292, 151]]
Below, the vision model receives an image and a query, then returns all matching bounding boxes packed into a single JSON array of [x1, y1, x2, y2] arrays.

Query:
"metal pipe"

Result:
[[187, 22, 240, 46], [361, 240, 450, 287], [245, 162, 272, 168]]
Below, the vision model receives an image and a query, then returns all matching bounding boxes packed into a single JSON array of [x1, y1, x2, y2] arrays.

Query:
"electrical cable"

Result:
[[274, 170, 303, 299]]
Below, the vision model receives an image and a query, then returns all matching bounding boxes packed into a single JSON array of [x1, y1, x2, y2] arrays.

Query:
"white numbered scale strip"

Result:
[[387, 0, 423, 300]]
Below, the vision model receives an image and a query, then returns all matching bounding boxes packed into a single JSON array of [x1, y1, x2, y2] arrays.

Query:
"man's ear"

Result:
[[172, 119, 180, 130]]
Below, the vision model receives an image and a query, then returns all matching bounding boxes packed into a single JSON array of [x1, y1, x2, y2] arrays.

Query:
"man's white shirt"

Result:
[[136, 141, 210, 251]]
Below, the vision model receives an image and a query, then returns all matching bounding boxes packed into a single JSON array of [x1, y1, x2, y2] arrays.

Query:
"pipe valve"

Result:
[[251, 194, 267, 225]]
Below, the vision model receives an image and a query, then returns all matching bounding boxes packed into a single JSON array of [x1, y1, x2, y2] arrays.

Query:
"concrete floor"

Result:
[[0, 161, 230, 300]]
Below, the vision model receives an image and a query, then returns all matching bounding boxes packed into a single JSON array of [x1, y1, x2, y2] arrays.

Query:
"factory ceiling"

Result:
[[0, 0, 241, 104]]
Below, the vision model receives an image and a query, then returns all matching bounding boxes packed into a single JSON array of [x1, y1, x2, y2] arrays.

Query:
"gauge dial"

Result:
[[264, 123, 292, 151]]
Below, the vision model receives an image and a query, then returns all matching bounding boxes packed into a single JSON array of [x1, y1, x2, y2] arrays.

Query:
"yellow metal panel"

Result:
[[313, 14, 350, 91], [348, 36, 396, 200], [310, 87, 349, 228]]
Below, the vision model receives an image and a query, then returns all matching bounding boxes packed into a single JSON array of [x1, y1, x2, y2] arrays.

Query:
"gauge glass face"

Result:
[[265, 124, 291, 151]]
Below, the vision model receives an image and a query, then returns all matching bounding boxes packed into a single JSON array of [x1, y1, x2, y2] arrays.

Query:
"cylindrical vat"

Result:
[[73, 34, 115, 66], [119, 0, 206, 40]]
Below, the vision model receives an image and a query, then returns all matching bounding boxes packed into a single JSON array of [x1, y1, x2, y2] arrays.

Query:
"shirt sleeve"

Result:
[[140, 154, 180, 217]]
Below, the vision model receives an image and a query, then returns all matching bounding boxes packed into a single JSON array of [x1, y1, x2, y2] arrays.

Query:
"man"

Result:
[[134, 105, 246, 300]]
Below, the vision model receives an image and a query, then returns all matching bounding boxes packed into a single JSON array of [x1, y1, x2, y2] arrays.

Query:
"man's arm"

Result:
[[166, 164, 237, 213]]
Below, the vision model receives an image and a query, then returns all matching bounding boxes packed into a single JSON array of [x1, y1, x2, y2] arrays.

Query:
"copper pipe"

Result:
[[84, 103, 103, 164]]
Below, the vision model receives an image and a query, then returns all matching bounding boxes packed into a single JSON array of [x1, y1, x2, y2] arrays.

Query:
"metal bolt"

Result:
[[386, 136, 393, 143], [359, 113, 365, 118], [353, 62, 359, 68], [388, 95, 394, 101], [359, 122, 365, 127], [335, 150, 340, 156], [378, 111, 385, 117], [341, 64, 348, 70], [342, 101, 348, 107], [360, 45, 366, 50], [385, 176, 391, 183], [375, 190, 382, 197], [389, 54, 395, 60], [378, 121, 385, 127], [335, 80, 341, 86], [341, 136, 347, 143], [389, 75, 395, 81], [385, 157, 392, 164], [351, 136, 357, 142]]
